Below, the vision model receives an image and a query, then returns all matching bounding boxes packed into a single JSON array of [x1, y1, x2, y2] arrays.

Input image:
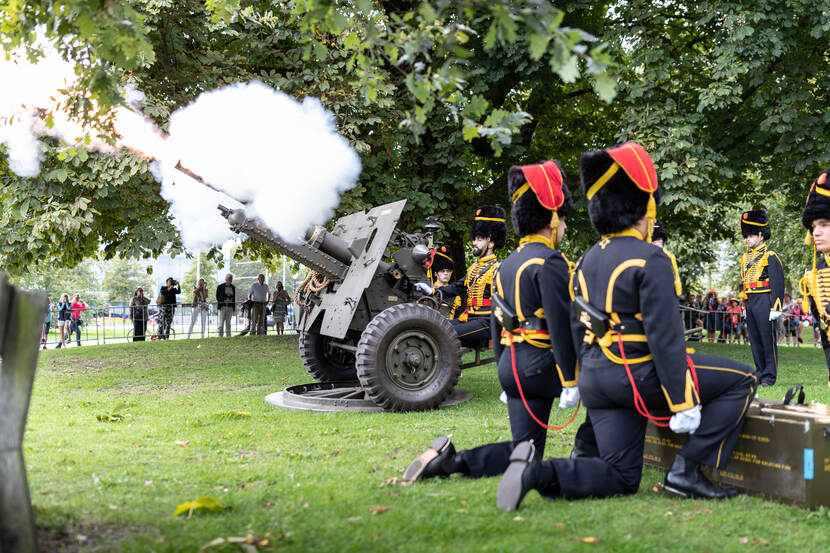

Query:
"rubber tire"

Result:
[[299, 331, 357, 382], [356, 303, 462, 412]]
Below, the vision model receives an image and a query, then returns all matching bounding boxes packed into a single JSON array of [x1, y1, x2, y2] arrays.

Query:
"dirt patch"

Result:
[[37, 518, 154, 553], [46, 358, 109, 376], [101, 375, 215, 399]]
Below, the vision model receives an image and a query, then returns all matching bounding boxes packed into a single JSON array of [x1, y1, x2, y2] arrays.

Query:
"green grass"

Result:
[[24, 337, 830, 552]]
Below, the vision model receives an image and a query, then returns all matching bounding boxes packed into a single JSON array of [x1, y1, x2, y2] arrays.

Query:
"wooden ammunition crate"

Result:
[[644, 397, 830, 508]]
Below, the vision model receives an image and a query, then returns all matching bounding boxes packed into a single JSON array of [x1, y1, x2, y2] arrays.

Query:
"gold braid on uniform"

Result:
[[803, 252, 830, 329], [739, 244, 768, 299]]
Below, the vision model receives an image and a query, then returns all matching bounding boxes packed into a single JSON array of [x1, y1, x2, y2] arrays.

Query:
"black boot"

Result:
[[497, 441, 552, 511], [402, 435, 457, 484], [663, 454, 738, 499], [570, 438, 599, 459]]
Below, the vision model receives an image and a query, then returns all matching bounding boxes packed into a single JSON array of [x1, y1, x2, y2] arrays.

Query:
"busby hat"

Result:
[[802, 169, 830, 233], [507, 160, 573, 237], [651, 219, 668, 243], [470, 206, 507, 248], [427, 244, 454, 273], [740, 210, 770, 240], [580, 142, 660, 236]]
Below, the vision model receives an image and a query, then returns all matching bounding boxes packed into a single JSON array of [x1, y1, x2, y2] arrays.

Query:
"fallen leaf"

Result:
[[369, 506, 391, 514], [196, 344, 201, 349], [176, 440, 190, 447], [378, 477, 399, 487], [347, 516, 362, 524], [739, 537, 749, 544], [513, 516, 524, 521], [577, 536, 600, 543]]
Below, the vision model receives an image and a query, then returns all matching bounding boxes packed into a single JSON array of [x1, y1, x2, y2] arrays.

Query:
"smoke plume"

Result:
[[1, 36, 362, 251]]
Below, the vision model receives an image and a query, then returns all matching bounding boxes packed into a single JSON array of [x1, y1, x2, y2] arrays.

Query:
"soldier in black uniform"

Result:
[[800, 168, 830, 386], [402, 160, 589, 483], [417, 206, 506, 348], [651, 219, 682, 298], [739, 210, 785, 386], [426, 244, 461, 320], [496, 142, 758, 511]]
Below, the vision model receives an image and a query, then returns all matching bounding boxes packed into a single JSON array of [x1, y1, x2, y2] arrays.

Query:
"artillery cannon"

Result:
[[217, 200, 472, 411]]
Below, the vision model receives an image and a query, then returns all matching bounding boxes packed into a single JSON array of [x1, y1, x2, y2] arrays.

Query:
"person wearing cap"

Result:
[[800, 168, 830, 385], [426, 245, 461, 320], [402, 160, 594, 484], [651, 219, 682, 299], [415, 206, 506, 348], [495, 142, 757, 511], [739, 210, 785, 386]]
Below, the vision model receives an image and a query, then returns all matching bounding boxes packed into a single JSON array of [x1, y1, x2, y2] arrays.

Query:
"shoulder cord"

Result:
[[505, 314, 580, 430], [617, 333, 699, 427]]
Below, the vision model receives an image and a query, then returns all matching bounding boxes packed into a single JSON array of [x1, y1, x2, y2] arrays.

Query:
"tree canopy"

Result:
[[2, 0, 830, 294]]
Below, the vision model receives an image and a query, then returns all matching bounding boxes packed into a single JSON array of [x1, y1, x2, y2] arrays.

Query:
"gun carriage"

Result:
[[218, 200, 484, 412]]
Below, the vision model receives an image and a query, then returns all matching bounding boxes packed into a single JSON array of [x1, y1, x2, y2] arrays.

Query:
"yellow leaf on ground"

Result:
[[369, 506, 391, 514], [176, 440, 190, 447], [577, 536, 600, 543]]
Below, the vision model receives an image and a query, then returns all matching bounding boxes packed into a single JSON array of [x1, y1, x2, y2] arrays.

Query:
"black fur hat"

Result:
[[740, 210, 770, 240], [507, 160, 573, 237], [802, 169, 830, 232], [470, 205, 507, 248], [580, 143, 661, 235], [429, 244, 454, 273], [651, 219, 668, 243]]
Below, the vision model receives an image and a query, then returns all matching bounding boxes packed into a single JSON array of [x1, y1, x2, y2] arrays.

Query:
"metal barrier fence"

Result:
[[37, 302, 815, 349], [39, 302, 298, 348], [679, 305, 815, 345]]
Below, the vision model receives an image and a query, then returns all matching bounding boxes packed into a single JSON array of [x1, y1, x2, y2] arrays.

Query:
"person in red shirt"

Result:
[[69, 293, 87, 346]]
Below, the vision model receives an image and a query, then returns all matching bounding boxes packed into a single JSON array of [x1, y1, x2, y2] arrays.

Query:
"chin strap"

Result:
[[508, 334, 580, 431]]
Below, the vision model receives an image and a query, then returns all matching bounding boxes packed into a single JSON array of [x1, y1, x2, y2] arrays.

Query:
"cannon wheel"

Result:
[[356, 303, 461, 411], [299, 331, 357, 382]]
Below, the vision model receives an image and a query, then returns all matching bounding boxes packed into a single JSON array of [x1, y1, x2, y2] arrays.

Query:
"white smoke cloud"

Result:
[[1, 35, 362, 252], [162, 81, 362, 247]]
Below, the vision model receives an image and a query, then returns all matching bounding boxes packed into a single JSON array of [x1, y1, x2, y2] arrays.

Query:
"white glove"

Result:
[[769, 310, 782, 321], [414, 282, 433, 295], [559, 386, 580, 409], [669, 405, 701, 434]]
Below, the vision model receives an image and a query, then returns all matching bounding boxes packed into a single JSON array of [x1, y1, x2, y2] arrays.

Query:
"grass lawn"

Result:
[[25, 337, 830, 552]]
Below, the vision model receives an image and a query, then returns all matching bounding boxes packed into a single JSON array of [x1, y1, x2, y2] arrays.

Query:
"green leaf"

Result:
[[554, 54, 579, 83], [462, 122, 479, 141], [528, 32, 551, 61], [592, 73, 617, 104]]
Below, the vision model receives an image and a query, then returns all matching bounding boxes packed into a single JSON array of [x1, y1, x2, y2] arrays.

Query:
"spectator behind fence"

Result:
[[726, 297, 742, 343], [248, 274, 270, 336], [704, 290, 720, 343], [187, 278, 209, 339], [42, 295, 51, 350], [272, 281, 291, 336], [216, 273, 236, 337], [717, 297, 729, 343], [157, 277, 181, 340], [69, 294, 86, 347], [130, 287, 151, 341], [56, 293, 71, 349], [237, 299, 254, 337], [786, 295, 805, 347]]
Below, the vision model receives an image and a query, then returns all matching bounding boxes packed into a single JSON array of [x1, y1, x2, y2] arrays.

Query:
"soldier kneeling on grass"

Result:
[[495, 142, 758, 511], [402, 159, 595, 484]]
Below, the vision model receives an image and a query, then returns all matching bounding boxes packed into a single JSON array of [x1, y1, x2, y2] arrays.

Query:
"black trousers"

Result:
[[450, 316, 491, 348], [745, 293, 777, 383], [531, 351, 757, 499], [133, 319, 147, 341], [451, 343, 593, 477]]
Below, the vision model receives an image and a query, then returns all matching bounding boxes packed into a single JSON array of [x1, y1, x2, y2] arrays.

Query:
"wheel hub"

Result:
[[386, 330, 439, 389]]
